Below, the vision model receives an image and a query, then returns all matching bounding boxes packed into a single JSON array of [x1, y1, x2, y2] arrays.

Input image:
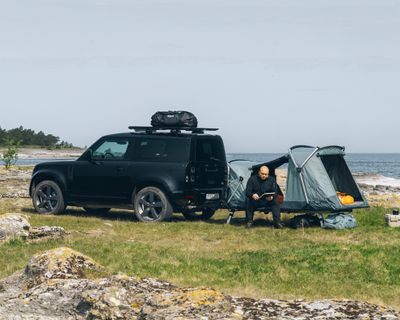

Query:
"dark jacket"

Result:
[[245, 174, 278, 198]]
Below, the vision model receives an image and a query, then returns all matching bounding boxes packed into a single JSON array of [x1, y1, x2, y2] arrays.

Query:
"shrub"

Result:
[[1, 139, 20, 169]]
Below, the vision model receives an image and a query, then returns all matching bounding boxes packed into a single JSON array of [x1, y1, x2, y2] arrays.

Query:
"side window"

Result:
[[196, 138, 226, 161], [92, 139, 129, 160], [134, 138, 190, 162]]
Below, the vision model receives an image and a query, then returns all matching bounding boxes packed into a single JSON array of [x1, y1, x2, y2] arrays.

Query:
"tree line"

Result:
[[0, 126, 74, 148]]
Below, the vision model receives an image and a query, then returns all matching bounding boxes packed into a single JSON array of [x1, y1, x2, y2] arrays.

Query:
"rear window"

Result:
[[196, 137, 226, 162], [133, 137, 190, 162]]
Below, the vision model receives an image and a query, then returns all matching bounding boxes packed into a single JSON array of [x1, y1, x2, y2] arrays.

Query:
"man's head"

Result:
[[258, 166, 269, 180]]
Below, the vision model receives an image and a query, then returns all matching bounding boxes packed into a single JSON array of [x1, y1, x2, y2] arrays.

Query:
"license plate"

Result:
[[206, 193, 219, 200]]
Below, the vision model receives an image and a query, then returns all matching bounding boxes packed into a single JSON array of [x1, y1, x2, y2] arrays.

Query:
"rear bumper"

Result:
[[172, 187, 225, 210]]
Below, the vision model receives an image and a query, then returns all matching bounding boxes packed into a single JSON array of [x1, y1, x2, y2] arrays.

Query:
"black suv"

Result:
[[29, 127, 227, 222]]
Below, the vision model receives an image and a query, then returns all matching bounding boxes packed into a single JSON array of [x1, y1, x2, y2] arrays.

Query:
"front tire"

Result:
[[134, 187, 173, 222], [32, 180, 65, 215]]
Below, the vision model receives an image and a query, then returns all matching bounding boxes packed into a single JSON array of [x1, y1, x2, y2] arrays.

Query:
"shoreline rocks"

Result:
[[0, 247, 399, 319]]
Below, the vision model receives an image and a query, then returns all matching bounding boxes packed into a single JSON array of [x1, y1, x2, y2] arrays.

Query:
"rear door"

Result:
[[192, 136, 227, 191]]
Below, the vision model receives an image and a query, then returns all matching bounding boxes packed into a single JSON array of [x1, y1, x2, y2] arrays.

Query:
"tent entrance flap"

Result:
[[320, 154, 363, 201]]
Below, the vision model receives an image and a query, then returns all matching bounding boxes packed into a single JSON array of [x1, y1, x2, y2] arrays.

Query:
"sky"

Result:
[[0, 0, 399, 153]]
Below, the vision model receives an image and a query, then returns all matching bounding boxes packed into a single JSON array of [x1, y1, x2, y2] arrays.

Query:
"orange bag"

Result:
[[277, 194, 284, 205], [337, 192, 354, 205]]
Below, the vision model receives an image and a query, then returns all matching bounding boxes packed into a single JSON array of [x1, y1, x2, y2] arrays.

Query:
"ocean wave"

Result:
[[354, 174, 400, 188]]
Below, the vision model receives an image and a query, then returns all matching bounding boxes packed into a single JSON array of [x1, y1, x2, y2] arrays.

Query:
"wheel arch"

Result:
[[131, 180, 173, 204], [30, 171, 67, 198]]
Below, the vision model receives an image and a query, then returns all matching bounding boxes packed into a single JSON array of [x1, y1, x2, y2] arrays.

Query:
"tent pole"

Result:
[[299, 171, 310, 204], [300, 147, 319, 168]]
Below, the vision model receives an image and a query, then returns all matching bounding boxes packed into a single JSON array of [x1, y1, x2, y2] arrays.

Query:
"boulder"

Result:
[[0, 214, 30, 241], [0, 214, 66, 243], [24, 247, 103, 288], [28, 226, 65, 240]]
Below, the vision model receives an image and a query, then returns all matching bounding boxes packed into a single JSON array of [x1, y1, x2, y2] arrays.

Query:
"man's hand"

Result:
[[266, 195, 273, 201], [252, 193, 260, 201]]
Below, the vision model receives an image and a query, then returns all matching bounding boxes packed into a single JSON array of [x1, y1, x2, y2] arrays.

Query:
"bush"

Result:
[[1, 139, 20, 169]]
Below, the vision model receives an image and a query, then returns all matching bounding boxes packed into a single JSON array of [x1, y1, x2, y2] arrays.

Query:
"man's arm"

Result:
[[246, 175, 259, 200]]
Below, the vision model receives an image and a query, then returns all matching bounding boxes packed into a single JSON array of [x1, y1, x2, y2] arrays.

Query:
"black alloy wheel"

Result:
[[32, 180, 65, 215], [134, 187, 173, 222]]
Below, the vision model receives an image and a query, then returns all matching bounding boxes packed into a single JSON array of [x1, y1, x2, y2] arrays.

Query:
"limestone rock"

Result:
[[28, 226, 65, 240], [24, 247, 102, 288], [0, 214, 30, 241], [0, 214, 66, 244]]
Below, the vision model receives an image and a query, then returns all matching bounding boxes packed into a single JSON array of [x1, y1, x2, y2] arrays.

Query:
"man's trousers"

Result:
[[245, 197, 281, 223]]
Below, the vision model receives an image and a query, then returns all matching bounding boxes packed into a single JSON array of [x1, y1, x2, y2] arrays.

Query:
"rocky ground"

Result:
[[0, 240, 398, 319], [0, 167, 31, 199]]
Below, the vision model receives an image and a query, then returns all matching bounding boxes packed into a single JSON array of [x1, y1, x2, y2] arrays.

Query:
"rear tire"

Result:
[[182, 208, 216, 220], [32, 180, 65, 215], [134, 187, 173, 222]]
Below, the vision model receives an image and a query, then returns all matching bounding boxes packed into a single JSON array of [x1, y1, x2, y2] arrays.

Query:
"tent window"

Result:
[[320, 155, 362, 201]]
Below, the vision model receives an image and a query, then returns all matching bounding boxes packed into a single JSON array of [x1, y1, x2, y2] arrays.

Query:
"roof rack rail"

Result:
[[128, 126, 219, 134]]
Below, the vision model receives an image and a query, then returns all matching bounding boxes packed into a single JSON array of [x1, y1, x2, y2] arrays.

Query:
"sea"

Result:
[[2, 153, 400, 188]]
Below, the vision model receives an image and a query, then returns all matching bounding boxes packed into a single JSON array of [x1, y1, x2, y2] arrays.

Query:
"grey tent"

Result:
[[227, 145, 368, 213]]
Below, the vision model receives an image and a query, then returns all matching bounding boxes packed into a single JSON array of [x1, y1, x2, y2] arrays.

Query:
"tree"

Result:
[[0, 127, 6, 145], [1, 138, 20, 169], [0, 126, 70, 148]]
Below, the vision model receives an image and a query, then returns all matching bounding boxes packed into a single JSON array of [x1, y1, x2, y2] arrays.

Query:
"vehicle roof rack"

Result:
[[128, 126, 219, 134]]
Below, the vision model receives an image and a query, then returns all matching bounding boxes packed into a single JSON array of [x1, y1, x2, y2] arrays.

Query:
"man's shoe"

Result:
[[246, 221, 253, 228], [274, 222, 284, 229]]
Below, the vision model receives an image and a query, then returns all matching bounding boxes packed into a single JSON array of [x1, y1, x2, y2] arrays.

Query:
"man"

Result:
[[245, 165, 283, 228]]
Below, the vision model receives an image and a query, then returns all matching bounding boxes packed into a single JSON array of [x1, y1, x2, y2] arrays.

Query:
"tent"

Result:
[[227, 145, 369, 213]]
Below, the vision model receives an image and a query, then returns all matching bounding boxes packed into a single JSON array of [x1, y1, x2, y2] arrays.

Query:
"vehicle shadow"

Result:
[[207, 217, 278, 228], [207, 211, 288, 228], [21, 207, 280, 226], [22, 207, 189, 223], [21, 207, 138, 222]]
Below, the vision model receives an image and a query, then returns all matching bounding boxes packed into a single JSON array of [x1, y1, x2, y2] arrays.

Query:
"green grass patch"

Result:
[[1, 200, 400, 308]]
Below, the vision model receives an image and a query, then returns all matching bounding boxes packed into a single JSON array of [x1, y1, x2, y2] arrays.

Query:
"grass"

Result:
[[1, 199, 400, 309]]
